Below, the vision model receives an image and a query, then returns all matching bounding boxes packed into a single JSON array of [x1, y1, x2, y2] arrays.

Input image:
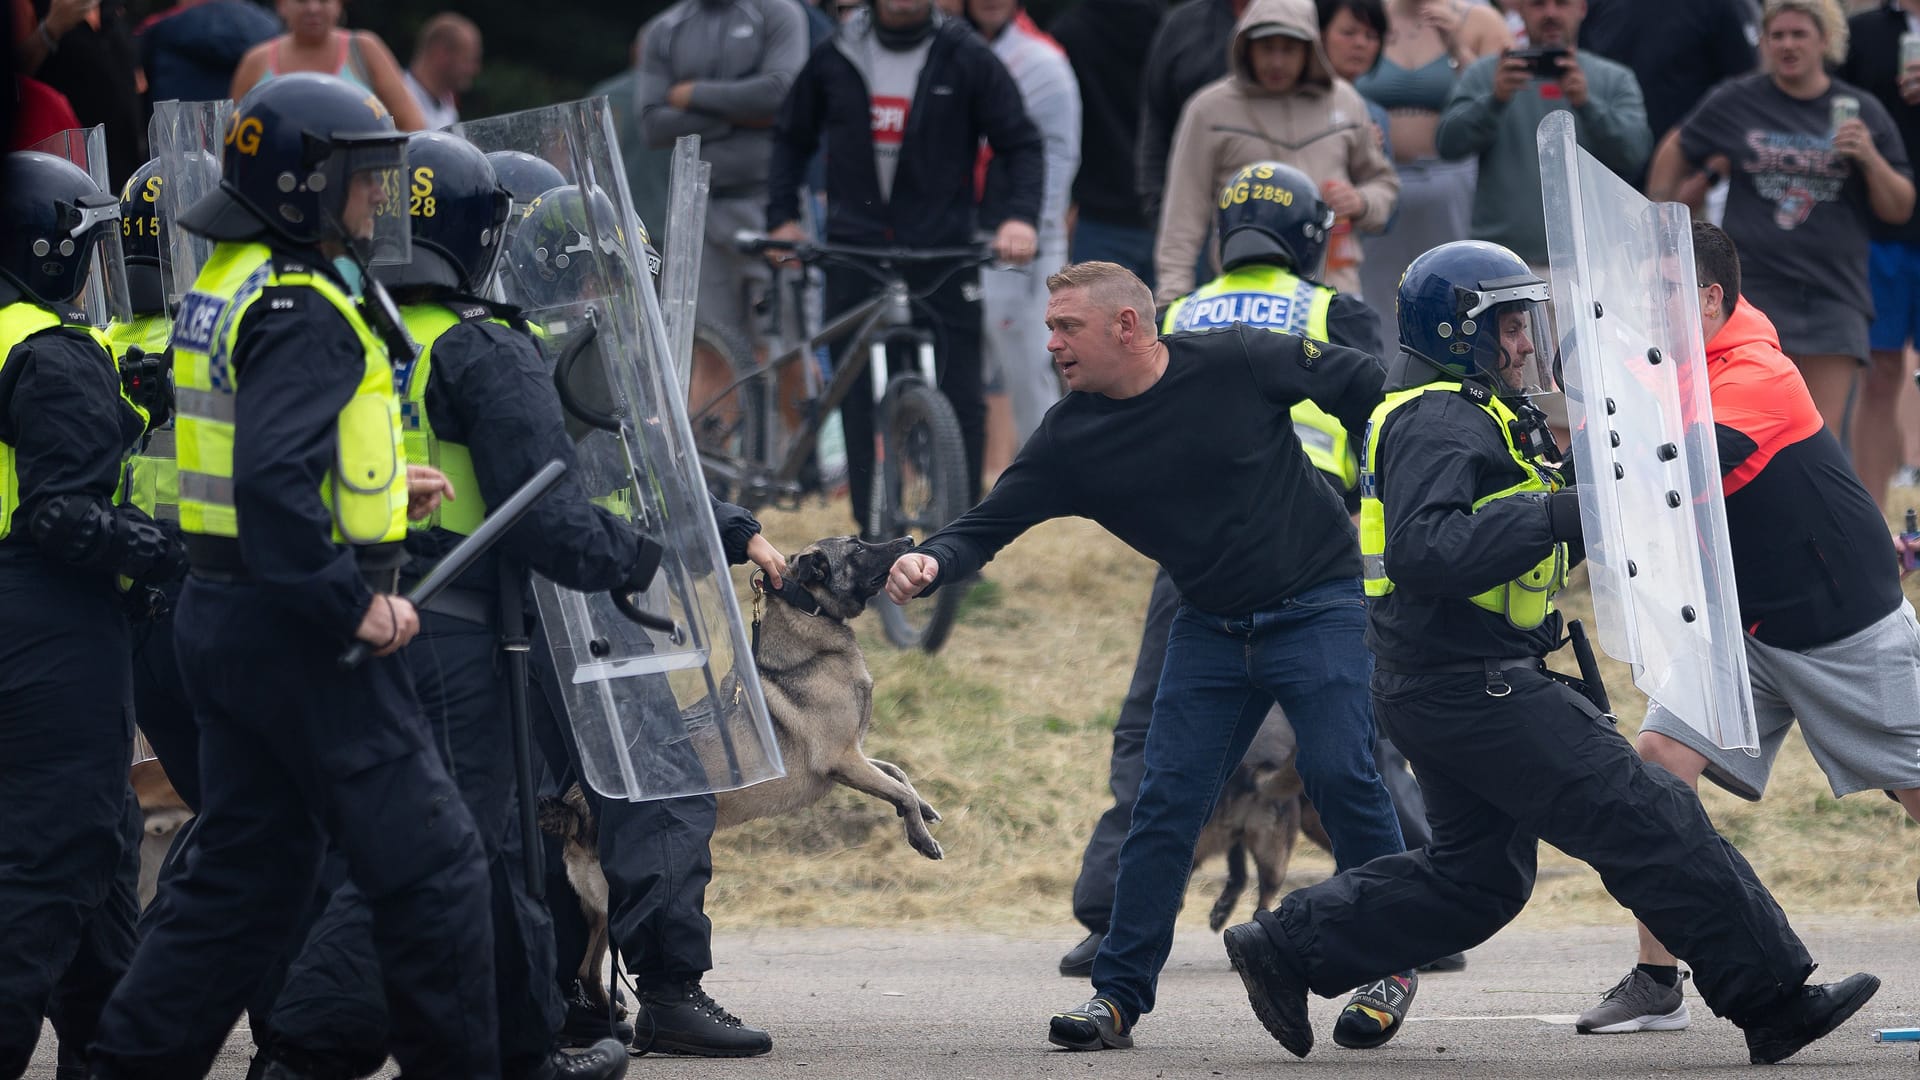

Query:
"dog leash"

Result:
[[748, 570, 824, 661]]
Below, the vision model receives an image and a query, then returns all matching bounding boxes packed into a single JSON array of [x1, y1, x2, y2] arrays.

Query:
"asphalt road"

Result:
[[34, 916, 1919, 1078]]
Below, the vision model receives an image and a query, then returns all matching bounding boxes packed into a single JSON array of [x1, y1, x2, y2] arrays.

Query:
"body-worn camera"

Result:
[[1509, 46, 1570, 80], [120, 344, 173, 425]]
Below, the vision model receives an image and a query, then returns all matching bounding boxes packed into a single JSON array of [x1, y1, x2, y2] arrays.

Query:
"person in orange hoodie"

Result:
[[1575, 219, 1920, 1038]]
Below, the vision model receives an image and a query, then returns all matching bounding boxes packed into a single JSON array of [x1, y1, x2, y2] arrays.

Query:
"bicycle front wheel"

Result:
[[873, 379, 970, 653], [688, 322, 766, 503]]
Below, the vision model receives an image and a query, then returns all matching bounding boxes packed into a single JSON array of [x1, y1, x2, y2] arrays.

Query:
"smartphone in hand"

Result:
[[1508, 46, 1570, 80]]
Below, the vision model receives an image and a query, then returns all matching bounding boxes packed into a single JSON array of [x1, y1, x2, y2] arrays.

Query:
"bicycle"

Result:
[[690, 234, 991, 653]]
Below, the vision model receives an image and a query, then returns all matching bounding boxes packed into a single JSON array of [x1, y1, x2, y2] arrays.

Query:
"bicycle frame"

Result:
[[693, 240, 984, 507]]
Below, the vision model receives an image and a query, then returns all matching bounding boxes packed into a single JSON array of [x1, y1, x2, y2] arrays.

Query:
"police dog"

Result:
[[540, 535, 942, 998], [1191, 711, 1333, 931]]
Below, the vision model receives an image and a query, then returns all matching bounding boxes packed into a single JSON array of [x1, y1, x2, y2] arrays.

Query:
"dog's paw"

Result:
[[921, 801, 941, 824], [913, 836, 944, 860]]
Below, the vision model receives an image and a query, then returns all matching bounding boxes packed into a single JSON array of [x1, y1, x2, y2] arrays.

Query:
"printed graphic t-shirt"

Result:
[[1679, 73, 1909, 321], [865, 38, 931, 203]]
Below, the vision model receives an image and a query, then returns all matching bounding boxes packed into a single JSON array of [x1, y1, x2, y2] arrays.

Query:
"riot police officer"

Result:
[[90, 73, 502, 1080], [507, 183, 776, 1058], [0, 150, 182, 1080], [113, 154, 204, 811], [256, 130, 644, 1080], [1218, 241, 1880, 1066]]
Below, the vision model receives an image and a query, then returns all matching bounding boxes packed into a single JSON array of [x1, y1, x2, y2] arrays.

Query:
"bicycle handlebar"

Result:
[[734, 231, 991, 266]]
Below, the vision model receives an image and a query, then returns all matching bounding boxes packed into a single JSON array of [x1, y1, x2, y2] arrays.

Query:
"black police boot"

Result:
[[632, 980, 773, 1057], [1741, 973, 1880, 1065], [524, 1038, 628, 1080], [1222, 920, 1315, 1059], [1059, 930, 1102, 978], [560, 978, 634, 1048]]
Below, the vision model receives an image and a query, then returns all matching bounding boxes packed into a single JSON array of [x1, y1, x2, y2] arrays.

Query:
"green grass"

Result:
[[705, 495, 1919, 935]]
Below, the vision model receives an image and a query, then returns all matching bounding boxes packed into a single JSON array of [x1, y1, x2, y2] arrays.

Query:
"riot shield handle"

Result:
[[551, 309, 622, 434], [611, 586, 685, 645], [339, 459, 569, 669]]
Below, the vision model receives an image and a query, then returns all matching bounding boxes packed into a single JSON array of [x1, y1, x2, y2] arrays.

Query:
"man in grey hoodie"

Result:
[[638, 0, 811, 360]]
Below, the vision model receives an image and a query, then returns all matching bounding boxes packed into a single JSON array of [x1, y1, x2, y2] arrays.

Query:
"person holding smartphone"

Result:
[[1434, 0, 1649, 273], [1434, 0, 1648, 448]]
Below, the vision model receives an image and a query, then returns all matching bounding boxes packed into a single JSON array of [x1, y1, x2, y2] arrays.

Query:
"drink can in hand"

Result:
[[1830, 94, 1860, 137]]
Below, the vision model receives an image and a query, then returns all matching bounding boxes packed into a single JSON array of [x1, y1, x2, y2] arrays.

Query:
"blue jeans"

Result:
[[1070, 218, 1155, 291], [1089, 577, 1405, 1024]]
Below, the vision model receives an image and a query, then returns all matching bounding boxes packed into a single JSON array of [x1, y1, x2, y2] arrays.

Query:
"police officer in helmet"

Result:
[[90, 73, 504, 1080], [1216, 240, 1881, 1066], [0, 149, 181, 1080], [256, 129, 647, 1080], [501, 180, 780, 1058], [114, 152, 219, 813]]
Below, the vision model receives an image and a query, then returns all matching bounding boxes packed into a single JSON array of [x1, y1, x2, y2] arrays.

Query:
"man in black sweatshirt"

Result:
[[884, 260, 1406, 1052], [766, 0, 1044, 521]]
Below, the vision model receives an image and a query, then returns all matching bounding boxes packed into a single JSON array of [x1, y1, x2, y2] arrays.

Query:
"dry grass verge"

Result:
[[706, 495, 1918, 938]]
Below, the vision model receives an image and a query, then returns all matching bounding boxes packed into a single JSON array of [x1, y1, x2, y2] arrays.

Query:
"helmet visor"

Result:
[[1465, 278, 1557, 398], [71, 191, 132, 325], [325, 136, 411, 268]]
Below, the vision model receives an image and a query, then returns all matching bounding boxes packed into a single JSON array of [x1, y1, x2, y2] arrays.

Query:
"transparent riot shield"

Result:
[[148, 99, 230, 310], [456, 98, 781, 801], [661, 135, 711, 400], [1538, 111, 1758, 753], [27, 125, 130, 327]]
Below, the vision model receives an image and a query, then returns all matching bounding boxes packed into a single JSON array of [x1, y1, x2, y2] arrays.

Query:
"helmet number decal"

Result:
[[1219, 180, 1296, 210], [409, 166, 436, 218]]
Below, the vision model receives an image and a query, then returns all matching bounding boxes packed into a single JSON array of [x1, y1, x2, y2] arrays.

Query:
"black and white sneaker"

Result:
[[1332, 971, 1418, 1049], [1048, 996, 1133, 1051]]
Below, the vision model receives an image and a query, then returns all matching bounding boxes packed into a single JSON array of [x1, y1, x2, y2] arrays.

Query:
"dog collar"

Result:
[[753, 570, 825, 619], [749, 570, 824, 661]]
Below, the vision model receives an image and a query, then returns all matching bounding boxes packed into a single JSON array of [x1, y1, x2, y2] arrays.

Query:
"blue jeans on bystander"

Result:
[[1088, 577, 1405, 1025]]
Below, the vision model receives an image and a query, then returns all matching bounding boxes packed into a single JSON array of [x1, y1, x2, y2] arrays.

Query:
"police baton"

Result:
[[338, 459, 569, 669], [1566, 619, 1613, 717]]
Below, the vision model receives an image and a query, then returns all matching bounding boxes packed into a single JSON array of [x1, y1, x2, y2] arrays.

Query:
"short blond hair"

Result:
[[1046, 261, 1157, 337], [1762, 0, 1847, 67]]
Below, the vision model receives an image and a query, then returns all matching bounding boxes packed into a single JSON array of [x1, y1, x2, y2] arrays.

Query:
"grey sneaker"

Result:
[[1576, 969, 1692, 1034]]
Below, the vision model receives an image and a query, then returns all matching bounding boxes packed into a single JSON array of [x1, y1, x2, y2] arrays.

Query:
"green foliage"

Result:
[[350, 0, 677, 116]]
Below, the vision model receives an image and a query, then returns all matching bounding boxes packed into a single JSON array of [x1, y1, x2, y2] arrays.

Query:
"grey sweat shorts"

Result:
[[1641, 599, 1920, 800]]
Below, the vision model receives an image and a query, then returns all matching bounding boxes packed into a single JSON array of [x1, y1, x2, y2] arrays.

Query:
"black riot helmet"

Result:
[[485, 150, 565, 210], [119, 152, 218, 315], [503, 183, 637, 309], [0, 151, 122, 308], [484, 150, 565, 260], [375, 131, 512, 295], [1215, 161, 1335, 282], [180, 72, 409, 265]]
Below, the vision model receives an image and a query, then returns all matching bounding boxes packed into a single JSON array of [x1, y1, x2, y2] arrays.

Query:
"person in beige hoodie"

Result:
[[1153, 0, 1398, 303]]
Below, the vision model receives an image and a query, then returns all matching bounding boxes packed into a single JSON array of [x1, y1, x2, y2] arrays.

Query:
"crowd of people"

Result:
[[4, 0, 1920, 1076]]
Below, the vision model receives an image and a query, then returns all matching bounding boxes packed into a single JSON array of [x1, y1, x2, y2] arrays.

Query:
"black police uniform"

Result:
[[1247, 377, 1820, 1024], [0, 290, 174, 1078], [533, 494, 769, 1054], [263, 302, 660, 1077], [90, 248, 503, 1080]]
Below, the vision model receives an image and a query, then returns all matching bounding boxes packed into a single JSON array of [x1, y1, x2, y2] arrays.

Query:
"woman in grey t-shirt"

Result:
[[1648, 0, 1914, 441]]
